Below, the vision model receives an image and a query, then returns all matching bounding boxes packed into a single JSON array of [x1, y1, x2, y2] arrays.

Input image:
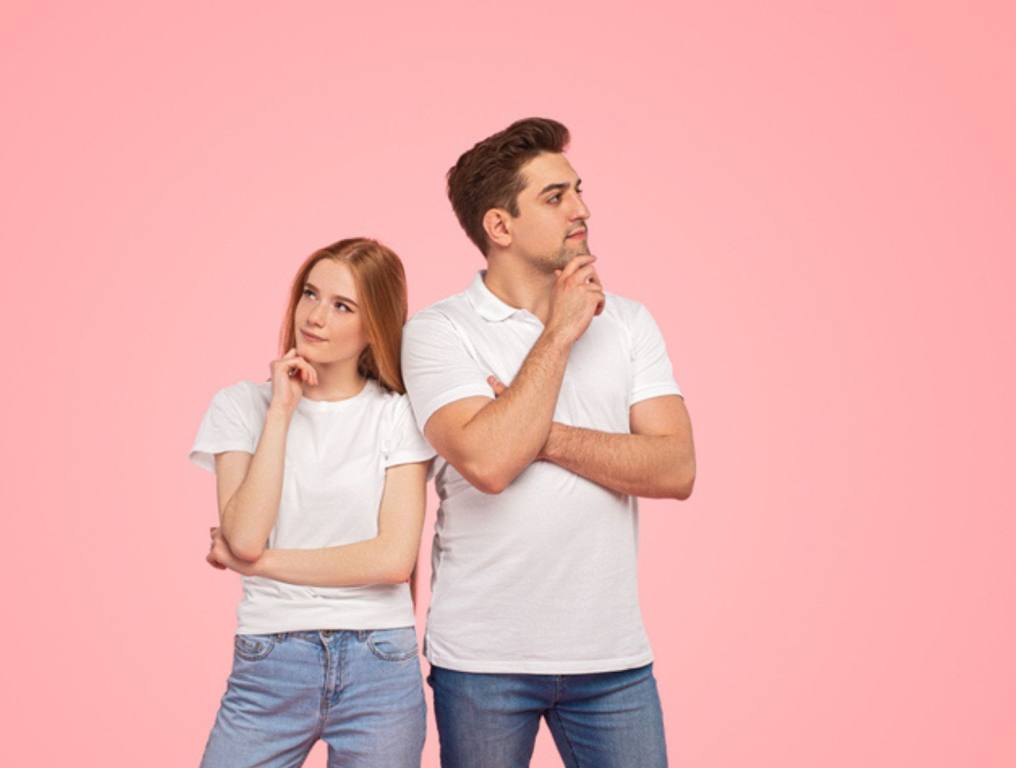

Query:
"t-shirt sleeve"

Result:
[[629, 302, 683, 407], [383, 396, 437, 468], [189, 384, 258, 473], [401, 310, 494, 433]]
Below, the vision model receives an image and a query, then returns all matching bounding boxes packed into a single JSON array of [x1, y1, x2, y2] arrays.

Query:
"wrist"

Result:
[[267, 402, 296, 422], [541, 422, 566, 462], [540, 325, 574, 354]]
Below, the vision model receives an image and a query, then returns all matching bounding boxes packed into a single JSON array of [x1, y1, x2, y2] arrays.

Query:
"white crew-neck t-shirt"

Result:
[[190, 378, 434, 635], [402, 272, 682, 674]]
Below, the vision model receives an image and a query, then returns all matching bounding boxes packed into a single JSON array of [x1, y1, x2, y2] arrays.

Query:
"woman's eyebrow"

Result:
[[305, 282, 358, 306]]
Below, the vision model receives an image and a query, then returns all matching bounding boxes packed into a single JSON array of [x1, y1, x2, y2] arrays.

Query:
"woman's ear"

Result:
[[482, 208, 512, 250]]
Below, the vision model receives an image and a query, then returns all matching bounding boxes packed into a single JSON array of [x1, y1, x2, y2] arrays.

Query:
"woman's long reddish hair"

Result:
[[280, 238, 408, 394]]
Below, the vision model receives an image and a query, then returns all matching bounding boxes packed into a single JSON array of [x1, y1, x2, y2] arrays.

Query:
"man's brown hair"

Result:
[[447, 117, 570, 255]]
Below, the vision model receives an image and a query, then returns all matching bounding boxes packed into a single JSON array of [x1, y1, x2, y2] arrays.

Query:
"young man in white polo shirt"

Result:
[[402, 117, 696, 767]]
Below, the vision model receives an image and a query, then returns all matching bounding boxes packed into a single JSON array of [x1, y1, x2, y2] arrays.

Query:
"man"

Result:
[[402, 117, 696, 767]]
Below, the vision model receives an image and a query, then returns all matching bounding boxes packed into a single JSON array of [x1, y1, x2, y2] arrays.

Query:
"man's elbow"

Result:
[[458, 458, 513, 495], [667, 462, 696, 501]]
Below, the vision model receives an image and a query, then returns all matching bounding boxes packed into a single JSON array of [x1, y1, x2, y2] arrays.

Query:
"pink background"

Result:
[[3, 2, 1014, 765]]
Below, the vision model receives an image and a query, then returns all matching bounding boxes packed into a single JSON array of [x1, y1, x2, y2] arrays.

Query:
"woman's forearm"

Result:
[[220, 407, 292, 560], [250, 535, 416, 587]]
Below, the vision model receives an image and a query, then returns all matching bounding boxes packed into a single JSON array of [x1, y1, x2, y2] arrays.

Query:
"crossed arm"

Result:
[[210, 448, 428, 586], [426, 366, 696, 501]]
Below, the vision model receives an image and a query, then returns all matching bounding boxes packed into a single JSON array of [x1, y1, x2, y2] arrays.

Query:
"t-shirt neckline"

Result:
[[297, 378, 377, 412]]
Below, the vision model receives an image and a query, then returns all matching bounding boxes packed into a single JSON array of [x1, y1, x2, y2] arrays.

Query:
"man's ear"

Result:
[[482, 208, 512, 250]]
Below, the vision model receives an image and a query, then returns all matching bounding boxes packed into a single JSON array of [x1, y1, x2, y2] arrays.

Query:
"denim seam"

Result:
[[546, 707, 581, 767], [234, 634, 276, 662], [366, 632, 418, 662]]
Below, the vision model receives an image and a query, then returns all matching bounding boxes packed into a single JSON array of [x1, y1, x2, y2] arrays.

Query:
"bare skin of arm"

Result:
[[487, 378, 696, 500], [424, 256, 604, 494], [216, 351, 318, 561], [208, 461, 429, 586]]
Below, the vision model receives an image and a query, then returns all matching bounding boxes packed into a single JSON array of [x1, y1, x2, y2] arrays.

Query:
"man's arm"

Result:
[[422, 257, 603, 494], [485, 375, 696, 500], [541, 395, 696, 500]]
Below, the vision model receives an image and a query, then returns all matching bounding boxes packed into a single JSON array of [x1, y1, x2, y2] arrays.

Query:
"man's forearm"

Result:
[[453, 330, 572, 492], [542, 423, 696, 499]]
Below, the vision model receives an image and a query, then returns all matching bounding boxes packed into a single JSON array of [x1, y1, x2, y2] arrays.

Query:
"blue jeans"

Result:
[[428, 663, 667, 768], [201, 628, 425, 768]]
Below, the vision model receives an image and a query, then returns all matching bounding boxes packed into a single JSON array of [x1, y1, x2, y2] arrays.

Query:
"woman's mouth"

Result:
[[300, 329, 327, 343]]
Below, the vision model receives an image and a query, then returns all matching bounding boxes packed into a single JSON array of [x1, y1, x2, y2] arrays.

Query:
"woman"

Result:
[[189, 238, 433, 767]]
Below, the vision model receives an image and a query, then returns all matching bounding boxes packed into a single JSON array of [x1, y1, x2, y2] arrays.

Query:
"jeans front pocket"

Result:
[[366, 627, 419, 662], [234, 633, 277, 662]]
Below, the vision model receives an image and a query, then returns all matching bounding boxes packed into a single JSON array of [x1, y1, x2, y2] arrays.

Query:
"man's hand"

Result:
[[207, 526, 257, 576], [546, 255, 605, 346]]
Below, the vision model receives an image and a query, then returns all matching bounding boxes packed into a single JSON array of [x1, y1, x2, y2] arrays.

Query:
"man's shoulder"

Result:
[[405, 290, 475, 333], [601, 292, 651, 326]]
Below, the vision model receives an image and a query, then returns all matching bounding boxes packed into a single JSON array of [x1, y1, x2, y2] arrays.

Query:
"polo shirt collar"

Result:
[[465, 271, 522, 322]]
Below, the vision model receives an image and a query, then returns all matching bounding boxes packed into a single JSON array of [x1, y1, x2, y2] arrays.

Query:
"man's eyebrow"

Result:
[[539, 181, 570, 196], [538, 178, 582, 196], [304, 281, 358, 306]]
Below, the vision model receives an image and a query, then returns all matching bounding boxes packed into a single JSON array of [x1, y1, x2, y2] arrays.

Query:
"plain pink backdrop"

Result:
[[2, 2, 1014, 766]]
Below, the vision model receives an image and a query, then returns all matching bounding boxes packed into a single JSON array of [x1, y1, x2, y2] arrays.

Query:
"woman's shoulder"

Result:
[[210, 379, 272, 416]]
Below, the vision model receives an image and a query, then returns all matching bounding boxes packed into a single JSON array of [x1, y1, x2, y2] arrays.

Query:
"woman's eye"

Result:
[[302, 288, 316, 299], [335, 302, 351, 312]]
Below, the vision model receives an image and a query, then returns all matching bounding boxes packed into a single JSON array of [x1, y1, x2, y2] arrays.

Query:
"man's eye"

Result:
[[549, 195, 561, 204]]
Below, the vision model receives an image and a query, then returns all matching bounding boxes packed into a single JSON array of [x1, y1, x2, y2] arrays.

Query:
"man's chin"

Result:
[[559, 241, 590, 263]]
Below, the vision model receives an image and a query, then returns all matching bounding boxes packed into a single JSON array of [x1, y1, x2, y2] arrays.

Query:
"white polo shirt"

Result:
[[402, 272, 682, 674]]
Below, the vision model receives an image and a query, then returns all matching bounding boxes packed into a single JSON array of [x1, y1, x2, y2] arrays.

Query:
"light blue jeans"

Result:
[[429, 663, 667, 767], [200, 628, 425, 768]]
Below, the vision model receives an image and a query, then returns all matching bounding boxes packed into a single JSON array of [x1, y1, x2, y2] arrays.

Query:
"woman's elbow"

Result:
[[378, 557, 415, 585], [222, 532, 265, 563]]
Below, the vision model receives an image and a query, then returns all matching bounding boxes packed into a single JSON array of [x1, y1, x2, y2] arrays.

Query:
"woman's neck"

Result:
[[302, 358, 367, 401]]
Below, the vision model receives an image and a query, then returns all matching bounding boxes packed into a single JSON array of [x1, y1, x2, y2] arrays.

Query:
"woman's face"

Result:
[[292, 259, 368, 366]]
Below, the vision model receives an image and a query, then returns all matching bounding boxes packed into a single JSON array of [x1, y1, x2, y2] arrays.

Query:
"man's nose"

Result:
[[572, 193, 591, 220]]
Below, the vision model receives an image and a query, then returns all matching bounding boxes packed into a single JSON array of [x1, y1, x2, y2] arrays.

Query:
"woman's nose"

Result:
[[309, 304, 328, 325]]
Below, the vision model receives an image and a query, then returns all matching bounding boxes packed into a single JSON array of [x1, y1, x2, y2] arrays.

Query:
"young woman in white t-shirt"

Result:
[[190, 238, 434, 768]]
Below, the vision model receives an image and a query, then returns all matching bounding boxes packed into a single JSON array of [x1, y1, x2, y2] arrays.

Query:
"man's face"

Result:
[[508, 152, 591, 271]]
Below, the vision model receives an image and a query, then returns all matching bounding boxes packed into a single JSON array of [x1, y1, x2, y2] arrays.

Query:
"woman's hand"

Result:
[[207, 526, 258, 576], [270, 348, 318, 414]]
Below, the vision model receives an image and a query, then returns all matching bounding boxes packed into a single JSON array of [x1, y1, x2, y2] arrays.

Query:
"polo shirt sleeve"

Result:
[[629, 302, 683, 407], [189, 383, 258, 472], [401, 309, 494, 433], [383, 395, 437, 468]]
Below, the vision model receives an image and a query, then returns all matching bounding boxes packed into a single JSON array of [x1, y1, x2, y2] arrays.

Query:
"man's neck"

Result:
[[483, 252, 556, 325]]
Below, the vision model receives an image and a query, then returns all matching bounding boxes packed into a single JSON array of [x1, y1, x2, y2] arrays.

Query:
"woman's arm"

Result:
[[213, 411, 287, 561], [209, 461, 429, 587], [214, 351, 317, 561]]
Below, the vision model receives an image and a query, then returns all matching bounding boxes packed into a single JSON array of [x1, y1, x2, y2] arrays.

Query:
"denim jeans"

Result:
[[200, 628, 425, 768], [428, 663, 667, 768]]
